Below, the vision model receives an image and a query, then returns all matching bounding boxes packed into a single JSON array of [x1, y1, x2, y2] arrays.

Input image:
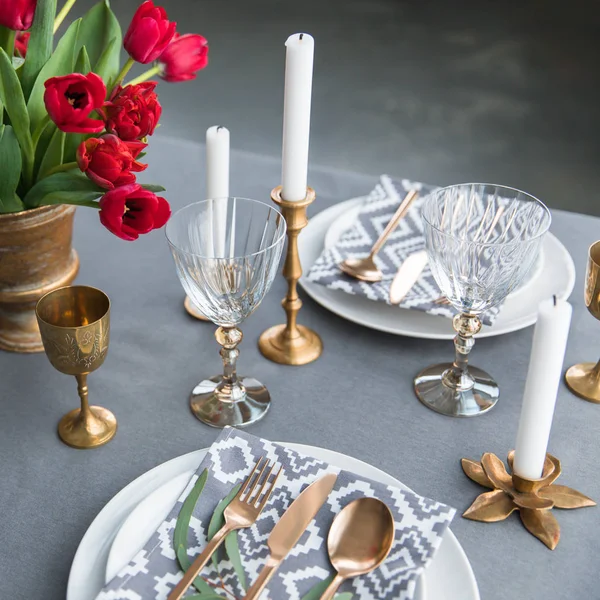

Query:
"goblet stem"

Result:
[[215, 326, 244, 402], [76, 373, 91, 417], [442, 313, 482, 392]]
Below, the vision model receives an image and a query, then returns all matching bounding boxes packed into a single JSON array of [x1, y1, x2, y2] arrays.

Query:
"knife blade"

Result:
[[243, 472, 338, 599], [389, 250, 429, 305]]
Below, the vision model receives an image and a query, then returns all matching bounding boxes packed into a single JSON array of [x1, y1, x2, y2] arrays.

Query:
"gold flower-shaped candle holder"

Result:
[[462, 452, 595, 549]]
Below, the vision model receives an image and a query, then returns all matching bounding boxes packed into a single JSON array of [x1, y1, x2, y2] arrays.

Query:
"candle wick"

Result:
[[553, 295, 557, 306], [299, 33, 304, 40], [217, 125, 224, 131]]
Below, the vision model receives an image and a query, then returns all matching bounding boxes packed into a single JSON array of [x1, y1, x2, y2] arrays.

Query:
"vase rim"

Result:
[[0, 204, 76, 229]]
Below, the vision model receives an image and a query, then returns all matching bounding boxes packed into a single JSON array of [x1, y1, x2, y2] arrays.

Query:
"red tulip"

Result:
[[103, 82, 161, 141], [0, 0, 37, 30], [44, 72, 106, 134], [124, 0, 176, 64], [77, 135, 147, 190], [158, 33, 209, 83], [99, 183, 171, 241], [14, 32, 30, 57]]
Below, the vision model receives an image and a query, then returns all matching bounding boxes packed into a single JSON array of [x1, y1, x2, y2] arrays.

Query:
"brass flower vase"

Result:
[[0, 205, 79, 353]]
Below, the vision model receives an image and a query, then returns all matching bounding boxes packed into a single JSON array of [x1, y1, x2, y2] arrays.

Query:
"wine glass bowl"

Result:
[[166, 197, 286, 427], [415, 184, 551, 417]]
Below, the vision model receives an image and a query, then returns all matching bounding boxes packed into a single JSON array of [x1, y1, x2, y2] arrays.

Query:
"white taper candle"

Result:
[[206, 126, 230, 257], [513, 296, 572, 479], [281, 33, 314, 202]]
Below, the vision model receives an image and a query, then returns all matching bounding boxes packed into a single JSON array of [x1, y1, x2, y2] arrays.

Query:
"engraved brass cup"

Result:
[[36, 285, 117, 448], [565, 241, 600, 403]]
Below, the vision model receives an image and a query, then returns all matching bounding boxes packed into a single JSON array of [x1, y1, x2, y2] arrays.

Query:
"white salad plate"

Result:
[[299, 198, 576, 340], [68, 443, 479, 600]]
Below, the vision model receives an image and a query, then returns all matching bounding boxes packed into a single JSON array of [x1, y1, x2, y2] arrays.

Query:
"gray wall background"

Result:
[[72, 0, 600, 214]]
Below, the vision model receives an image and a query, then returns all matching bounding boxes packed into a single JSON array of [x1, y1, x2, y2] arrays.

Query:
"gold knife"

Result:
[[243, 472, 338, 600], [388, 250, 429, 305]]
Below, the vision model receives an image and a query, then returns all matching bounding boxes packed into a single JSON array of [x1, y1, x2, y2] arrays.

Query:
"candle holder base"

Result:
[[184, 296, 210, 322], [461, 451, 595, 549], [258, 323, 322, 366]]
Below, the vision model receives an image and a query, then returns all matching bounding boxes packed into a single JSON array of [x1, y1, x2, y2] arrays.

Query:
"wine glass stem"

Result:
[[442, 313, 482, 391], [76, 373, 91, 417], [216, 326, 244, 401]]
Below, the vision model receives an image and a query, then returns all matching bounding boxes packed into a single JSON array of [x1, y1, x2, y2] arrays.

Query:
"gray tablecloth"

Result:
[[1, 136, 599, 600]]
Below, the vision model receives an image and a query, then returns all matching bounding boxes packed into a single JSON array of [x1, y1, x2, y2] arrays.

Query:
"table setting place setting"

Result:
[[0, 1, 598, 599]]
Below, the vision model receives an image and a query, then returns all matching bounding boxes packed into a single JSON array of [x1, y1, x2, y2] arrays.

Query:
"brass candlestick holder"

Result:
[[258, 186, 323, 365], [462, 451, 595, 549]]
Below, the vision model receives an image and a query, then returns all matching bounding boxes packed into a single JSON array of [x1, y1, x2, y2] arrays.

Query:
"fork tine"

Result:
[[258, 466, 282, 511], [246, 459, 270, 502], [253, 461, 277, 506], [237, 457, 264, 498]]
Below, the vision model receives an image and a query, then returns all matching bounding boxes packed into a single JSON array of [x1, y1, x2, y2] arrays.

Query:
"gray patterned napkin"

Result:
[[306, 175, 501, 326], [99, 428, 455, 600]]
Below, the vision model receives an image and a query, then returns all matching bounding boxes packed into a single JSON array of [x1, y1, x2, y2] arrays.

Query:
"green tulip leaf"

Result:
[[75, 46, 92, 75], [0, 49, 34, 162], [12, 56, 25, 70], [20, 0, 58, 99], [207, 484, 241, 570], [94, 37, 119, 89], [0, 125, 24, 213], [23, 171, 103, 208], [77, 0, 122, 85], [185, 595, 226, 599], [33, 120, 55, 176], [141, 184, 167, 193], [37, 127, 66, 181], [27, 19, 81, 140], [173, 469, 214, 595], [39, 191, 103, 208]]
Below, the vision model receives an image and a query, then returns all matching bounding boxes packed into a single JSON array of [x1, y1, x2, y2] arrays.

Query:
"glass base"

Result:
[[414, 363, 499, 417], [190, 375, 271, 428], [565, 362, 600, 404], [58, 406, 117, 448]]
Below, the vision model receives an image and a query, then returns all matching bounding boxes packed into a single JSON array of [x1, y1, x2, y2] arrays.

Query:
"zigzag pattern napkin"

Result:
[[306, 175, 502, 326], [98, 428, 455, 600]]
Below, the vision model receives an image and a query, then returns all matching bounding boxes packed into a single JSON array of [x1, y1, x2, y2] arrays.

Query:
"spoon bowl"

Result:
[[339, 256, 382, 282], [320, 497, 395, 599]]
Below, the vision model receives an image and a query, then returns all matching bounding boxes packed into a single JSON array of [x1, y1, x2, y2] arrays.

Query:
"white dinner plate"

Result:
[[300, 197, 576, 339], [68, 443, 479, 600]]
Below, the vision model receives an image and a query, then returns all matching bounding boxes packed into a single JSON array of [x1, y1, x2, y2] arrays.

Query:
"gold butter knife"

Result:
[[243, 472, 338, 600], [389, 250, 429, 305]]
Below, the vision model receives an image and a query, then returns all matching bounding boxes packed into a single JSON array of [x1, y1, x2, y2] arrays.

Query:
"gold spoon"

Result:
[[339, 190, 419, 282], [320, 498, 395, 600]]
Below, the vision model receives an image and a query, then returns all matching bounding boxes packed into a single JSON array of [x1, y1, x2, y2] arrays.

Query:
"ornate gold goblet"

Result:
[[36, 285, 117, 448], [565, 241, 600, 403]]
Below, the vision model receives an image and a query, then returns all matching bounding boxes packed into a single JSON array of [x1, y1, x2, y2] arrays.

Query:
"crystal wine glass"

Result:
[[414, 183, 551, 417], [166, 198, 286, 428]]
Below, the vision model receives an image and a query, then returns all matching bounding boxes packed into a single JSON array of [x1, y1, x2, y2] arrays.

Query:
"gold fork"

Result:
[[168, 457, 281, 600]]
